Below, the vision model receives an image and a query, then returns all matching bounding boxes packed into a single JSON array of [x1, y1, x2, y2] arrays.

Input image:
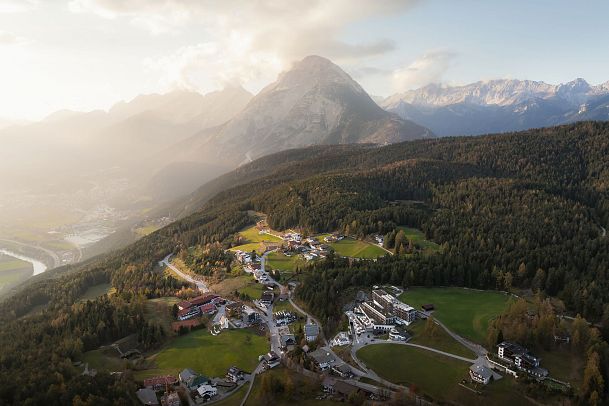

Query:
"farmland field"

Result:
[[135, 329, 267, 379], [357, 345, 533, 405], [238, 226, 282, 243], [327, 237, 387, 258], [399, 287, 511, 343]]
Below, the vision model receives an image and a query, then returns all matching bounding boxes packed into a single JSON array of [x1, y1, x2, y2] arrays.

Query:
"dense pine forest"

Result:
[[1, 121, 609, 404]]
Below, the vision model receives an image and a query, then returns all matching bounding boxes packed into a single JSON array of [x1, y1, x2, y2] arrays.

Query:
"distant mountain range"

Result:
[[382, 78, 609, 136], [172, 55, 432, 167]]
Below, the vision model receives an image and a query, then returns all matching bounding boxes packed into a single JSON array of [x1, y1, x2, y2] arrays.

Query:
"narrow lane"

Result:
[[159, 254, 209, 293]]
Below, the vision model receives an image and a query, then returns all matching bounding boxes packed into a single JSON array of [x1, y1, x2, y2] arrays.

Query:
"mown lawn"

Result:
[[407, 321, 475, 359], [399, 287, 511, 343], [229, 242, 264, 254], [136, 329, 267, 380], [329, 238, 387, 258], [357, 344, 469, 400], [357, 344, 534, 405]]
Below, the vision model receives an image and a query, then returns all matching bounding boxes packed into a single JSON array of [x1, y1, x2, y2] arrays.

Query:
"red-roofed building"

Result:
[[178, 306, 201, 321], [143, 375, 178, 392], [200, 302, 216, 314], [177, 301, 192, 311], [190, 294, 218, 307]]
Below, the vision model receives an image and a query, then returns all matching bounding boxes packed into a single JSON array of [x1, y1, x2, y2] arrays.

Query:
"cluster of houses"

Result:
[[136, 366, 247, 405], [347, 289, 417, 336], [176, 294, 221, 321], [281, 233, 338, 262], [307, 348, 354, 379]]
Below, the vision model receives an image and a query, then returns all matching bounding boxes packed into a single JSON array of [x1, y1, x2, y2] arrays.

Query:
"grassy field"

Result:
[[136, 329, 267, 379], [144, 297, 181, 333], [398, 226, 442, 254], [407, 321, 475, 359], [0, 255, 34, 292], [239, 226, 282, 243], [266, 252, 305, 281], [328, 237, 387, 258], [81, 348, 126, 372], [399, 287, 511, 343], [78, 283, 115, 302], [357, 344, 533, 405], [229, 242, 264, 253]]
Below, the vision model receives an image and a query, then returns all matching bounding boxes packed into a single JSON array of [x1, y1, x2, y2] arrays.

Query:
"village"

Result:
[[122, 220, 574, 405]]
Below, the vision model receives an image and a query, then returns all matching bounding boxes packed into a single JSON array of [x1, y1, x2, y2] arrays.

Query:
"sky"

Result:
[[1, 0, 609, 121]]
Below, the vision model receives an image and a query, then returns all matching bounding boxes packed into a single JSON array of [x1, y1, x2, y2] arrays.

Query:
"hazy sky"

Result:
[[2, 0, 609, 120]]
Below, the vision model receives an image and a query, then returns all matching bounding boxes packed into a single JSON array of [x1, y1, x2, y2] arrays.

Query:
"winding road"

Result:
[[159, 254, 209, 293]]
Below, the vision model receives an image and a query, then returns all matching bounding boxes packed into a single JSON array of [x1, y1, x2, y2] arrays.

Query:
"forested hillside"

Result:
[[1, 121, 609, 404]]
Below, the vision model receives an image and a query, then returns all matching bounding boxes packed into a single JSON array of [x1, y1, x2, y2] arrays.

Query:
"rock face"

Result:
[[186, 55, 433, 165], [382, 79, 609, 136]]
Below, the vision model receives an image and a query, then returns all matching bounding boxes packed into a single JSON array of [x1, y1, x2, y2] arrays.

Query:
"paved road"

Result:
[[602, 226, 607, 237], [240, 362, 263, 406], [160, 254, 209, 293]]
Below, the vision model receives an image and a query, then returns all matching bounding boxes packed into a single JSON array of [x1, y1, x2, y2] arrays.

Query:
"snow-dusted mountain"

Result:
[[180, 55, 433, 166], [383, 78, 609, 136]]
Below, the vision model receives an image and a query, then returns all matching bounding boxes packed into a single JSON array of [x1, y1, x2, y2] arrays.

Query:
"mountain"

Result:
[[2, 121, 609, 404], [177, 55, 432, 166], [383, 78, 609, 136]]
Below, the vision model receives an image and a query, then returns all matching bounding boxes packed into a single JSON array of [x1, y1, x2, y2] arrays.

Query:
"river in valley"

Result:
[[0, 249, 48, 276]]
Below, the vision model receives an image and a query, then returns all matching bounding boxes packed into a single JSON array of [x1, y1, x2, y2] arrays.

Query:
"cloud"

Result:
[[70, 0, 421, 93], [0, 31, 27, 46], [392, 50, 457, 91], [0, 0, 38, 13]]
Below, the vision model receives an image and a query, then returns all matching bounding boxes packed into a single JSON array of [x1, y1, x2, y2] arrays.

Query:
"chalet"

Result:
[[280, 333, 296, 350], [330, 331, 350, 347], [226, 366, 244, 383], [177, 306, 200, 321], [421, 303, 435, 312], [304, 323, 320, 342], [136, 388, 159, 406], [177, 300, 192, 311], [331, 363, 353, 378], [308, 348, 335, 371], [469, 364, 493, 385], [143, 375, 178, 392], [261, 351, 281, 369], [242, 306, 259, 324], [160, 392, 181, 406], [179, 369, 211, 390], [260, 291, 275, 305], [196, 385, 217, 400]]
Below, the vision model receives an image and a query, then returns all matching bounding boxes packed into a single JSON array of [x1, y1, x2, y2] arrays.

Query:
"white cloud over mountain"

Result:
[[70, 0, 421, 94]]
